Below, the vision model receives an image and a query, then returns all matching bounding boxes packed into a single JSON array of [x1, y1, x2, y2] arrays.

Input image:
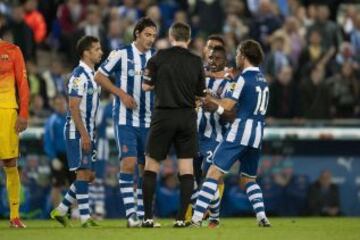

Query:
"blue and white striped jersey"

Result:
[[99, 43, 155, 128], [66, 61, 100, 140], [224, 67, 269, 148], [197, 77, 231, 142]]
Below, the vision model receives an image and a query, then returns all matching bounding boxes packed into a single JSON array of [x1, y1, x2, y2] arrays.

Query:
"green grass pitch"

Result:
[[0, 218, 359, 240]]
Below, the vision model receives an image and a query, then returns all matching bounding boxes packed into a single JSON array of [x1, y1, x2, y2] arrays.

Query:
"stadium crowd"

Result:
[[0, 0, 356, 219]]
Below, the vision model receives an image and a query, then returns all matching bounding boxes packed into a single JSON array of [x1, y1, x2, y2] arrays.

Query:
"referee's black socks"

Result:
[[176, 174, 194, 221], [142, 170, 157, 220]]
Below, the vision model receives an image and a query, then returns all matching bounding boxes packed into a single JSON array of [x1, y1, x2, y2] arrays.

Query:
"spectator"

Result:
[[57, 0, 86, 35], [270, 16, 304, 67], [23, 0, 47, 44], [249, 0, 283, 52], [264, 35, 290, 82], [41, 60, 67, 98], [350, 13, 360, 63], [117, 0, 139, 24], [193, 0, 225, 36], [29, 94, 51, 122], [27, 61, 49, 106], [146, 5, 166, 38], [267, 66, 300, 119], [9, 5, 35, 60], [306, 5, 342, 50], [106, 18, 125, 50], [156, 174, 180, 218], [71, 4, 108, 65], [328, 61, 360, 118], [44, 95, 75, 208], [300, 65, 332, 119], [57, 0, 86, 59], [307, 170, 340, 216], [297, 29, 324, 80]]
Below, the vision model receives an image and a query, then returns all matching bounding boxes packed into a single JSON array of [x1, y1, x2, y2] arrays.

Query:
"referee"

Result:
[[141, 22, 205, 228]]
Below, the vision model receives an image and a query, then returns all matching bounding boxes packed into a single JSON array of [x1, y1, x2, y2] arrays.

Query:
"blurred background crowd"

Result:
[[0, 0, 359, 219]]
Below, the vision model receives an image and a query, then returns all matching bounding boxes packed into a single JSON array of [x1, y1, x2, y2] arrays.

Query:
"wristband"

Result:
[[216, 106, 224, 115]]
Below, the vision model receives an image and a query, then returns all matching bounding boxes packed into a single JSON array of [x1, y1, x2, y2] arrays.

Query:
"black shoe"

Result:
[[142, 219, 154, 228], [258, 218, 271, 227]]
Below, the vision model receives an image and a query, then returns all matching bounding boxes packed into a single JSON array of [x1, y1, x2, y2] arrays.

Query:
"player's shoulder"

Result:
[[0, 41, 18, 50]]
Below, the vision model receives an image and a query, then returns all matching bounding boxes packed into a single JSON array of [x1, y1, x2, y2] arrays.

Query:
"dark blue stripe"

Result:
[[78, 198, 89, 204], [126, 46, 134, 125], [198, 195, 212, 204], [79, 209, 90, 215], [122, 192, 134, 198], [248, 188, 262, 195], [119, 173, 134, 181], [63, 198, 72, 207], [195, 205, 207, 212], [207, 78, 215, 89], [83, 71, 93, 136], [69, 189, 76, 198], [113, 57, 122, 125], [254, 207, 265, 213], [139, 53, 147, 128], [205, 178, 218, 185]]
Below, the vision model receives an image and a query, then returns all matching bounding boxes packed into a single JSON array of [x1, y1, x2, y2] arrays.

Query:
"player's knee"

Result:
[[120, 157, 137, 173], [240, 176, 255, 190], [3, 158, 17, 167], [178, 158, 193, 175], [207, 165, 222, 181]]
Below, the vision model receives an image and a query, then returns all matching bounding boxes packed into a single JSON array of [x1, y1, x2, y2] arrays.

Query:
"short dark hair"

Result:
[[169, 22, 191, 42], [238, 39, 264, 66], [207, 34, 225, 47], [133, 17, 157, 40], [76, 35, 99, 58], [211, 45, 226, 57]]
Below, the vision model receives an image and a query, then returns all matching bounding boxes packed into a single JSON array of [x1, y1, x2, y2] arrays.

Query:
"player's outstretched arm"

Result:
[[94, 71, 137, 109], [202, 95, 236, 122]]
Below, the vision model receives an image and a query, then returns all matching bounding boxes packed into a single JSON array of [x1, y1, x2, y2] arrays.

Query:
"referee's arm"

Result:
[[142, 56, 156, 92]]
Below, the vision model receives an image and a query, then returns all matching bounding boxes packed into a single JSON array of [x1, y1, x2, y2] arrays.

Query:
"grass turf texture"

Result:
[[0, 218, 359, 240]]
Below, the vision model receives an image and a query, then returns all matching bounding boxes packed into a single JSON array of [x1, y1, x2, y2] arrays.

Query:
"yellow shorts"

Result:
[[0, 108, 19, 160]]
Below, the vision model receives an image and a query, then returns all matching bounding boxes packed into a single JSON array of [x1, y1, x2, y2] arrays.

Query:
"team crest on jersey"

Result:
[[229, 82, 237, 92], [0, 54, 9, 61], [122, 144, 128, 153], [72, 78, 81, 89]]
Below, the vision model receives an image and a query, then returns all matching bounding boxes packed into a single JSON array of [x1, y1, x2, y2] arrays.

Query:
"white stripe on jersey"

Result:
[[132, 48, 142, 127], [252, 121, 262, 148], [240, 119, 253, 145], [144, 50, 153, 128], [204, 112, 212, 138], [214, 114, 223, 142], [119, 49, 128, 125], [226, 119, 240, 142], [231, 76, 245, 99]]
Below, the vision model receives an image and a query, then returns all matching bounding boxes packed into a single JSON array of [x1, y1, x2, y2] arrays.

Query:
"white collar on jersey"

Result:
[[79, 60, 94, 75], [242, 66, 260, 74], [131, 42, 148, 55]]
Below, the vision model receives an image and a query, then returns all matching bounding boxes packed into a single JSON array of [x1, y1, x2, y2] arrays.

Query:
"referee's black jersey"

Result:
[[144, 46, 206, 109]]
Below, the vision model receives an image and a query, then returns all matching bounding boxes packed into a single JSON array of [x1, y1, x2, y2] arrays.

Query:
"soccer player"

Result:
[[191, 40, 271, 227], [94, 17, 157, 227], [203, 34, 226, 66], [50, 36, 103, 228], [0, 38, 29, 228], [44, 95, 75, 208], [193, 46, 233, 228]]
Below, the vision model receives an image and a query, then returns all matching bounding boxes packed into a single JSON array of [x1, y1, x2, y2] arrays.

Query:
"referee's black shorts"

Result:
[[146, 108, 198, 161]]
